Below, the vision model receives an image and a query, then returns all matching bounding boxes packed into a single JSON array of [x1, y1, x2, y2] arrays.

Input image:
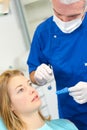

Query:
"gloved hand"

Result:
[[34, 64, 53, 86], [68, 81, 87, 104]]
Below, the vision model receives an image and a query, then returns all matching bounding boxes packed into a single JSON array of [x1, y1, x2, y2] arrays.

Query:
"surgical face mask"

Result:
[[53, 15, 83, 33]]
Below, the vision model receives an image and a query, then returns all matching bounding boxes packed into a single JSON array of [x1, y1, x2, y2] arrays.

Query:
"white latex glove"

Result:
[[68, 81, 87, 104], [34, 64, 53, 86]]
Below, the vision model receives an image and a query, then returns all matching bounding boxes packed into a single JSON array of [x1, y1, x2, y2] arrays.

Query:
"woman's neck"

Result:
[[21, 111, 45, 130]]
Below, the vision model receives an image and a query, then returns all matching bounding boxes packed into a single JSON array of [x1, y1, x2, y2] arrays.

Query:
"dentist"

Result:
[[27, 0, 87, 129]]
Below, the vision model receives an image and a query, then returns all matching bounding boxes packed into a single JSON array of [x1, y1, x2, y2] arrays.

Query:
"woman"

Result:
[[0, 70, 78, 130]]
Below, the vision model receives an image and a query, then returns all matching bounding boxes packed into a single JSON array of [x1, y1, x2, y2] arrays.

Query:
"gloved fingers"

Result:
[[36, 68, 51, 80], [68, 86, 82, 92], [68, 81, 87, 104], [39, 67, 51, 77], [35, 79, 47, 86], [69, 91, 87, 104], [74, 95, 84, 100], [69, 81, 87, 92], [34, 71, 47, 85], [69, 91, 82, 96], [41, 64, 53, 75], [34, 64, 53, 85], [36, 64, 53, 80], [73, 97, 87, 104], [35, 71, 44, 80]]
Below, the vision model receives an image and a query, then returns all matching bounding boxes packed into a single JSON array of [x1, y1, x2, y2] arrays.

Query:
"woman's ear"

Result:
[[10, 104, 15, 112]]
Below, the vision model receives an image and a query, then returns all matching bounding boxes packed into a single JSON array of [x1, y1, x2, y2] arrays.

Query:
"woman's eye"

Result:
[[28, 81, 32, 86], [17, 88, 24, 93]]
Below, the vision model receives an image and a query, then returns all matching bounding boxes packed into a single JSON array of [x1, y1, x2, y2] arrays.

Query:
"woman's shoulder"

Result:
[[0, 118, 7, 130], [46, 119, 78, 130]]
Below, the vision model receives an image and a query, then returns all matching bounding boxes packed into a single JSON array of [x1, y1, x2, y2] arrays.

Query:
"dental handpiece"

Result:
[[56, 87, 69, 95]]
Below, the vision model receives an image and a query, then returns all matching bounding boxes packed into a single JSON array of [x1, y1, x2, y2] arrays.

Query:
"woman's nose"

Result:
[[28, 87, 35, 94], [31, 89, 35, 94]]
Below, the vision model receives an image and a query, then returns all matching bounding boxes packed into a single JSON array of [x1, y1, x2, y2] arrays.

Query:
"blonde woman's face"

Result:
[[8, 75, 41, 116]]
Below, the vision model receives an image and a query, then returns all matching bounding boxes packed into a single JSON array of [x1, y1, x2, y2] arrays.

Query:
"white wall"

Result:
[[0, 0, 58, 120], [0, 0, 28, 73], [23, 0, 53, 40]]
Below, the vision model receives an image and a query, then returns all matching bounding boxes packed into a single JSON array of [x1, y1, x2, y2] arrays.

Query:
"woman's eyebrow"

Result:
[[15, 79, 31, 90], [15, 84, 23, 90]]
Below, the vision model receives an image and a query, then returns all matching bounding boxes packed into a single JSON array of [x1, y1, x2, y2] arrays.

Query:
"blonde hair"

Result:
[[0, 70, 50, 130]]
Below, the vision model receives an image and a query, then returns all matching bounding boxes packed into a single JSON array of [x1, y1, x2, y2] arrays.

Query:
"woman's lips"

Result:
[[31, 95, 39, 102]]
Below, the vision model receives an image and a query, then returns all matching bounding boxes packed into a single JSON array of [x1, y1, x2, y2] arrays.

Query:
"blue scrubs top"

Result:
[[38, 119, 78, 130], [0, 118, 7, 130], [0, 118, 78, 130], [27, 13, 87, 129]]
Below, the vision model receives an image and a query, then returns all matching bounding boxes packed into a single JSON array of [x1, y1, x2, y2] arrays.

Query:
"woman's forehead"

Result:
[[8, 75, 27, 91]]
